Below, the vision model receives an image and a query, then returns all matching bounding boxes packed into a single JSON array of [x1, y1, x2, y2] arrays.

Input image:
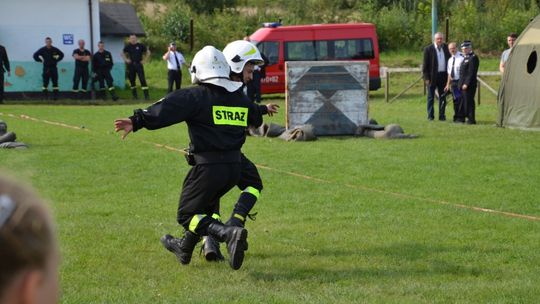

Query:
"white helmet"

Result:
[[222, 40, 264, 74], [190, 46, 242, 92]]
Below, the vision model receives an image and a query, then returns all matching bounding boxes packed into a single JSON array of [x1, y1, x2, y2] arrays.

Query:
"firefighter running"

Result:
[[201, 40, 279, 261], [114, 46, 266, 270]]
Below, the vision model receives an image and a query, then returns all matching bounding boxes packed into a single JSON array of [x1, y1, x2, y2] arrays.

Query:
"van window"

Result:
[[285, 41, 316, 61], [255, 41, 279, 65], [285, 38, 374, 61]]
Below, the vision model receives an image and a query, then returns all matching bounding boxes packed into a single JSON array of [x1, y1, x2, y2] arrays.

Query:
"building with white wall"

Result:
[[0, 0, 144, 94]]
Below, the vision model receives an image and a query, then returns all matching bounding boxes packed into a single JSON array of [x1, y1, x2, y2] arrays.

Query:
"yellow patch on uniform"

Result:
[[213, 106, 248, 127]]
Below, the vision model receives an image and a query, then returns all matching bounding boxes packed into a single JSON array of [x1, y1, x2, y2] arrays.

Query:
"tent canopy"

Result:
[[498, 15, 540, 130]]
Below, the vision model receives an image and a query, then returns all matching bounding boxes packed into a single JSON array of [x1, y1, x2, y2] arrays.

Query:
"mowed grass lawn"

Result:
[[1, 95, 539, 303]]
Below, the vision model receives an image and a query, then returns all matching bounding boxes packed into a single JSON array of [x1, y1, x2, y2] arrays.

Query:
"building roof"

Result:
[[100, 2, 145, 36]]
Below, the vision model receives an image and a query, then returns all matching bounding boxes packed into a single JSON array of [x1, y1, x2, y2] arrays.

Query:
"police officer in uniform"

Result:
[[114, 46, 266, 270], [72, 39, 91, 97], [200, 40, 279, 262], [92, 41, 119, 101], [121, 34, 150, 100], [458, 41, 479, 125], [0, 44, 10, 103], [33, 37, 64, 100]]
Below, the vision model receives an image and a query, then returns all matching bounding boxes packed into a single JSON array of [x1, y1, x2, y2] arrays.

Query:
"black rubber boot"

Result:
[[143, 89, 149, 101], [207, 222, 248, 270], [131, 88, 138, 99], [100, 89, 107, 100], [160, 231, 200, 265], [225, 214, 245, 228], [201, 236, 225, 262], [110, 88, 119, 101], [225, 214, 249, 251]]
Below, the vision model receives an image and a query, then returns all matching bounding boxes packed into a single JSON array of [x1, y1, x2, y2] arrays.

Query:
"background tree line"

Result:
[[106, 0, 540, 55]]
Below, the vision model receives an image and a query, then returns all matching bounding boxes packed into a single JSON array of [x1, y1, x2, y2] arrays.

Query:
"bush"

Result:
[[135, 0, 540, 55], [139, 2, 192, 56]]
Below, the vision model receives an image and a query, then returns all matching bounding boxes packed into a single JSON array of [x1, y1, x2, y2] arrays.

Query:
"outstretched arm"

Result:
[[265, 103, 279, 117], [114, 119, 133, 140]]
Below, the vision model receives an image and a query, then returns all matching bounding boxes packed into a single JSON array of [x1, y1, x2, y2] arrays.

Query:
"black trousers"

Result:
[[463, 84, 477, 123], [177, 163, 241, 235], [42, 66, 59, 91], [73, 66, 89, 91], [237, 153, 263, 191], [0, 72, 4, 102], [426, 72, 447, 120], [451, 81, 465, 122], [127, 62, 147, 89], [95, 69, 114, 89], [167, 69, 182, 93], [211, 153, 264, 216]]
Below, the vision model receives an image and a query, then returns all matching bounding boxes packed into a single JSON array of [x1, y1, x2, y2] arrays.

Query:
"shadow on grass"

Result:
[[248, 242, 492, 283]]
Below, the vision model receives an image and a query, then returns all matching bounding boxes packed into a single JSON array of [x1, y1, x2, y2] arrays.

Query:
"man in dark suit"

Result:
[[0, 44, 10, 103], [422, 32, 451, 121]]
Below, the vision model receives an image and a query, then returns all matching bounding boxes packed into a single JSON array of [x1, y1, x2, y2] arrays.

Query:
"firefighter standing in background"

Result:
[[93, 41, 119, 101], [72, 39, 91, 97], [33, 37, 64, 100], [121, 34, 150, 100], [114, 46, 267, 270], [0, 44, 10, 104]]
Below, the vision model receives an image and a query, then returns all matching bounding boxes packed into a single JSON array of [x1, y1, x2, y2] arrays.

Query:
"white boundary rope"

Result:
[[2, 111, 538, 222]]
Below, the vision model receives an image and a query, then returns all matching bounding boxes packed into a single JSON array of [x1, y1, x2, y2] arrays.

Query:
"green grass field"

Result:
[[1, 89, 539, 303]]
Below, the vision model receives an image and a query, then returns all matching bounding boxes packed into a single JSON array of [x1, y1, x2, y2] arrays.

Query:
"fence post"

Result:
[[477, 82, 481, 106], [190, 18, 194, 52]]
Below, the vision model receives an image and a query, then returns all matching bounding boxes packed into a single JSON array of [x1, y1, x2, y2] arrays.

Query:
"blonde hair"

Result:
[[0, 175, 56, 296]]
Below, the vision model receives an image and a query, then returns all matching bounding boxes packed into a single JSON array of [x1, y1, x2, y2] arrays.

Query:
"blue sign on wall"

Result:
[[63, 34, 74, 45]]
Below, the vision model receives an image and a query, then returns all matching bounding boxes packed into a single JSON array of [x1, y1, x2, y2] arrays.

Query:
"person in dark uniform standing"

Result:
[[422, 32, 450, 121], [92, 41, 119, 101], [33, 37, 64, 100], [0, 44, 10, 104], [200, 40, 279, 262], [72, 39, 91, 97], [121, 34, 150, 100], [458, 40, 480, 125], [114, 46, 266, 270], [162, 42, 189, 93]]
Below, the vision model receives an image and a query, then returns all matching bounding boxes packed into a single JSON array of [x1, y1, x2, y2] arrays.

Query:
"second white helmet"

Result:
[[222, 40, 264, 74], [190, 46, 242, 92]]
